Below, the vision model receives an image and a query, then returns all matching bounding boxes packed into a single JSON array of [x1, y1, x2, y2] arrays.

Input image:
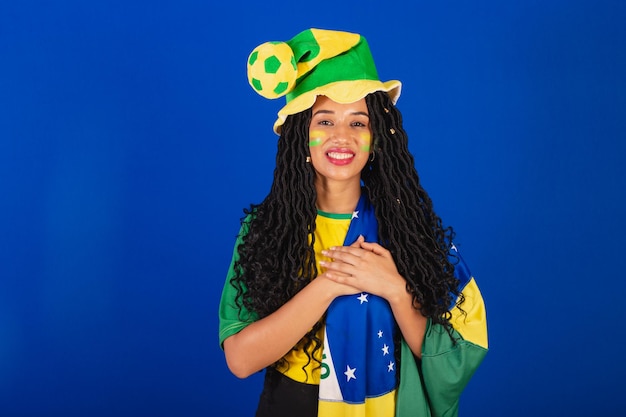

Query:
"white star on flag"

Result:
[[377, 330, 383, 338], [357, 293, 368, 304], [382, 344, 389, 355], [352, 210, 359, 219], [345, 365, 357, 382], [387, 361, 395, 372], [451, 243, 457, 251]]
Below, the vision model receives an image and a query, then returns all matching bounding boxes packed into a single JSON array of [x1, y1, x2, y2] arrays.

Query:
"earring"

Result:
[[306, 156, 311, 163], [369, 152, 375, 162]]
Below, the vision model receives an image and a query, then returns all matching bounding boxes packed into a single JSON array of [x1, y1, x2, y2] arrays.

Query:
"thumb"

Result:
[[349, 235, 366, 247]]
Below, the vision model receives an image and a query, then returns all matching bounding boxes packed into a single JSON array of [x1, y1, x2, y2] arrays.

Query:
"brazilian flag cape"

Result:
[[319, 193, 488, 417]]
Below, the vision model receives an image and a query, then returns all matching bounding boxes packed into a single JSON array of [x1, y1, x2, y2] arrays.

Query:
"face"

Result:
[[308, 96, 372, 186]]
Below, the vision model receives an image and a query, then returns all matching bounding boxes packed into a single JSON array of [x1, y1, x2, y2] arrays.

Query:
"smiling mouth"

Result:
[[327, 151, 355, 160]]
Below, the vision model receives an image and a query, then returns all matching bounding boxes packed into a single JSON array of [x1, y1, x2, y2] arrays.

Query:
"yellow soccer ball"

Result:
[[247, 41, 297, 99]]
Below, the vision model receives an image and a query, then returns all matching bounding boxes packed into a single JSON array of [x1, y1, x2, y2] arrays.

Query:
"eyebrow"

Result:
[[312, 109, 370, 118]]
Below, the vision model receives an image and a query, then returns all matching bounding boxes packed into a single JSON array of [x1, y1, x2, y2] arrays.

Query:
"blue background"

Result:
[[2, 0, 625, 416]]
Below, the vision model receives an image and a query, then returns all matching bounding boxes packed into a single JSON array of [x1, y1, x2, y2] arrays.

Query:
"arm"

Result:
[[223, 273, 359, 379], [400, 251, 488, 417], [410, 279, 487, 417]]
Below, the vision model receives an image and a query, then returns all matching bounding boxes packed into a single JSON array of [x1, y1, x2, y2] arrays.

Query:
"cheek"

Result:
[[359, 132, 372, 152], [309, 130, 325, 148]]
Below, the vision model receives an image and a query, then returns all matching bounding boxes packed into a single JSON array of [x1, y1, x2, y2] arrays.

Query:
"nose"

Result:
[[330, 124, 351, 144]]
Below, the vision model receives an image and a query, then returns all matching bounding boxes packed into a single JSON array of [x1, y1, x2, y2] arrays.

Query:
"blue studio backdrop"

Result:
[[2, 1, 625, 416]]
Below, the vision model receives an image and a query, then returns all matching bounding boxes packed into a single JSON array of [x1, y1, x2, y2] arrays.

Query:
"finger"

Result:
[[318, 272, 361, 295], [359, 241, 391, 257], [325, 244, 367, 256], [347, 235, 366, 249], [321, 267, 360, 288], [319, 259, 354, 275], [323, 248, 364, 265]]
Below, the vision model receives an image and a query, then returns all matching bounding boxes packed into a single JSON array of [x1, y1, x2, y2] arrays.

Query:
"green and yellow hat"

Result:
[[246, 28, 402, 134]]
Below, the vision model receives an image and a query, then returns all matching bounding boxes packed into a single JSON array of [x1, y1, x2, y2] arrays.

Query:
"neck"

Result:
[[315, 180, 362, 214]]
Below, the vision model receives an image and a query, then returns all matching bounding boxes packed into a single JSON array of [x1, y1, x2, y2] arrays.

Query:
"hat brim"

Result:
[[273, 79, 402, 134]]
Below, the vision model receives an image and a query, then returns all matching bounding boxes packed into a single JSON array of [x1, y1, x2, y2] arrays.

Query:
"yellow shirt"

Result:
[[275, 210, 353, 384]]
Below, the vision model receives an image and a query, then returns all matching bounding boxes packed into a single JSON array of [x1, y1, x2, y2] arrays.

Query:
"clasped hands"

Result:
[[318, 235, 405, 301]]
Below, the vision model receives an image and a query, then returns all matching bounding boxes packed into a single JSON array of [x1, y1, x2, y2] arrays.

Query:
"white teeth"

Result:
[[327, 152, 354, 160]]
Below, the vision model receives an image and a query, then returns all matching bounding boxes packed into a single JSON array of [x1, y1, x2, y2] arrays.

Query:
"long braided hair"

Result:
[[230, 90, 462, 374]]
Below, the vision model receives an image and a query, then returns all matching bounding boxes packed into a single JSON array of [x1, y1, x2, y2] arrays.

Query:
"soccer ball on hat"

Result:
[[247, 41, 297, 99]]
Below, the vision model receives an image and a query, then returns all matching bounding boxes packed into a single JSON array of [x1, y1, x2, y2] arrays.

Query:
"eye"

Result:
[[316, 119, 333, 126], [351, 121, 368, 127]]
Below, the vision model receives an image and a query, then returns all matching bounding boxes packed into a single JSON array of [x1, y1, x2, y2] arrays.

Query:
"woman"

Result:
[[219, 28, 488, 417]]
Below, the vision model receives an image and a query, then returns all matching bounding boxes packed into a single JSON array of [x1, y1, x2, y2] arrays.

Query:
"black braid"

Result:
[[231, 108, 323, 378], [363, 91, 463, 332]]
